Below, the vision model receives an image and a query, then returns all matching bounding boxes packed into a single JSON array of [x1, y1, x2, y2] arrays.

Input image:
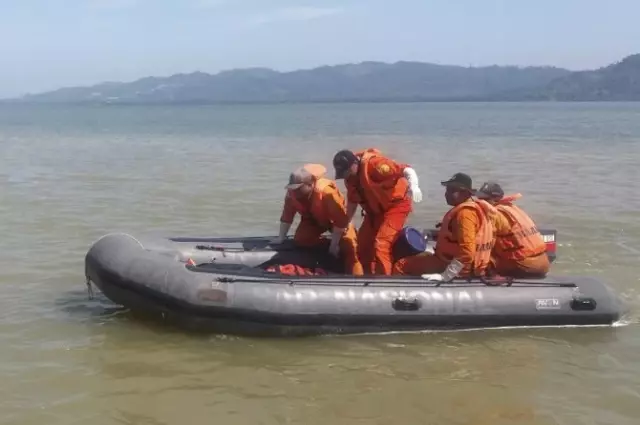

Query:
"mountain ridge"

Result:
[[8, 54, 640, 104]]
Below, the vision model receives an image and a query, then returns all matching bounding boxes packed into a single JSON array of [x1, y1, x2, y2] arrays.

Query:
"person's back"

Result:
[[476, 182, 549, 278], [315, 178, 349, 229], [285, 177, 344, 231]]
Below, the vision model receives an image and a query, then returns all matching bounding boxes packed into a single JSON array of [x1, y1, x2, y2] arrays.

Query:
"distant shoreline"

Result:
[[4, 98, 640, 106]]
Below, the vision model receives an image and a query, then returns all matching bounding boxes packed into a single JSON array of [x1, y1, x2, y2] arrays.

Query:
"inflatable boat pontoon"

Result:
[[83, 227, 623, 337]]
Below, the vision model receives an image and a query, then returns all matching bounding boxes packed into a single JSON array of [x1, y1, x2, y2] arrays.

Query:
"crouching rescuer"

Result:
[[475, 182, 550, 278], [273, 163, 364, 276], [393, 173, 496, 281]]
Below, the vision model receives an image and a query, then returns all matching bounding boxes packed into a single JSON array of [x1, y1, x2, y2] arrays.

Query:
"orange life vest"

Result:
[[354, 148, 409, 215], [493, 200, 547, 261], [286, 177, 344, 229], [435, 200, 496, 276]]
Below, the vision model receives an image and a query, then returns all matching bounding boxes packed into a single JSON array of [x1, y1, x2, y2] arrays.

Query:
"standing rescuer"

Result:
[[392, 172, 496, 281], [273, 163, 364, 276], [475, 182, 550, 278], [332, 148, 422, 275]]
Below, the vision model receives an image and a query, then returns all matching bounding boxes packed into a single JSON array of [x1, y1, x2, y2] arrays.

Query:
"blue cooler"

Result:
[[392, 226, 428, 261]]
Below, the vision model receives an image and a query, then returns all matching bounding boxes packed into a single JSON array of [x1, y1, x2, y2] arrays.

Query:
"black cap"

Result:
[[476, 181, 504, 200], [440, 172, 475, 192], [332, 150, 358, 179]]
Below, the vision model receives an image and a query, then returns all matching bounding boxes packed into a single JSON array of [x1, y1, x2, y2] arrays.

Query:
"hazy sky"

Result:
[[1, 0, 639, 98]]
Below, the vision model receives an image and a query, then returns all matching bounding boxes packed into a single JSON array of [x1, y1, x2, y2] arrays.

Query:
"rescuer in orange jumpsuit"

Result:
[[273, 163, 364, 276], [475, 182, 550, 278], [392, 172, 496, 281], [332, 148, 423, 275]]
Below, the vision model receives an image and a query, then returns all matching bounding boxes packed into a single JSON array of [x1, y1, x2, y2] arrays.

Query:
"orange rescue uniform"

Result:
[[482, 196, 550, 278], [345, 148, 412, 275], [281, 177, 364, 276], [393, 199, 496, 278]]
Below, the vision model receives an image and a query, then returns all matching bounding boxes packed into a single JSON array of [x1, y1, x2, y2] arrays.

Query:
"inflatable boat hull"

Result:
[[84, 233, 622, 337]]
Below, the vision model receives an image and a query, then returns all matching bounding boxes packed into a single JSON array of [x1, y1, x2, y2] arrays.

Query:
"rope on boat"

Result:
[[213, 275, 577, 288]]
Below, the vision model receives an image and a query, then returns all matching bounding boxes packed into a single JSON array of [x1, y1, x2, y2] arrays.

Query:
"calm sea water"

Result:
[[1, 102, 639, 424]]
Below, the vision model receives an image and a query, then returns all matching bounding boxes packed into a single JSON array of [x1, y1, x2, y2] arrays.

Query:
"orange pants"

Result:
[[358, 207, 411, 275], [491, 253, 550, 278], [392, 252, 448, 276], [294, 218, 364, 276]]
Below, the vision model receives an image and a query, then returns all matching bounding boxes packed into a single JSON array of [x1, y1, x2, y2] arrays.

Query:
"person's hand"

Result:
[[403, 167, 423, 203], [409, 185, 422, 203]]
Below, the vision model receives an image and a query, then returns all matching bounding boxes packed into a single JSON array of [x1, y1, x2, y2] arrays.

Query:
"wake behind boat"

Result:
[[83, 228, 623, 337]]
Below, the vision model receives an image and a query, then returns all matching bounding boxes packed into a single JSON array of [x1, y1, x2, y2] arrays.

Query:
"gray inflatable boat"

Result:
[[83, 228, 623, 337]]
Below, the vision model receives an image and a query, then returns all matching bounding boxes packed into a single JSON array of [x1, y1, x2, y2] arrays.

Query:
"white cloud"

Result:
[[87, 0, 139, 9], [246, 6, 343, 26]]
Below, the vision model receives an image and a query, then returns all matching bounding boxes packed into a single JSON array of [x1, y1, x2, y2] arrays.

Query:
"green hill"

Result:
[[12, 61, 570, 104]]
